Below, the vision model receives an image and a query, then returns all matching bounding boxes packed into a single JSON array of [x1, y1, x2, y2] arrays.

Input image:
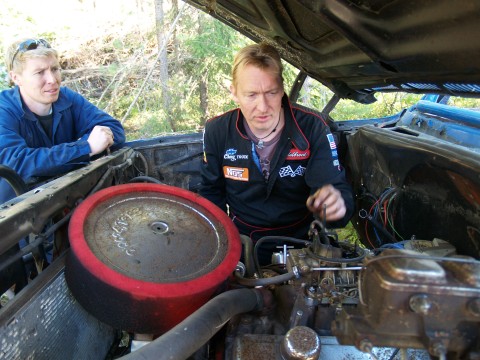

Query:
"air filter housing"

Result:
[[66, 183, 241, 334]]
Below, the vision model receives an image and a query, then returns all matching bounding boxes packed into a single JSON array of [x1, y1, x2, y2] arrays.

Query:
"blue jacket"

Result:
[[0, 86, 125, 204], [200, 95, 354, 240]]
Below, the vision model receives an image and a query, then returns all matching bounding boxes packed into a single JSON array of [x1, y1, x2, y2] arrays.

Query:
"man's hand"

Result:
[[87, 125, 115, 156], [306, 184, 346, 222]]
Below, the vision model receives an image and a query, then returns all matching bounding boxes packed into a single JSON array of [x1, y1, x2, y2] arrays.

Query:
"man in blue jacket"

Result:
[[200, 43, 354, 263], [0, 38, 125, 204]]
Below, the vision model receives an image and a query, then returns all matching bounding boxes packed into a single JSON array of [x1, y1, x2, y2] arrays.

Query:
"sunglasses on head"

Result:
[[10, 38, 51, 70]]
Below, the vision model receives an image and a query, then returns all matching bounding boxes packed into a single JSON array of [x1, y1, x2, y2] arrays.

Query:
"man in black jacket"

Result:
[[200, 43, 353, 261]]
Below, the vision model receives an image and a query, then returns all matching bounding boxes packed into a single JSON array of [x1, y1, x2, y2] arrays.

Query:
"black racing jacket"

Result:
[[200, 95, 354, 240]]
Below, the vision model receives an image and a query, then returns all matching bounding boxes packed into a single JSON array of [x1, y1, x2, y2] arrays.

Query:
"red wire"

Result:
[[365, 220, 375, 248], [365, 198, 380, 248], [382, 199, 389, 225]]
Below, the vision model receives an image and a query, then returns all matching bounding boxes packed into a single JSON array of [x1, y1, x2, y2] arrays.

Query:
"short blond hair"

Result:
[[231, 42, 284, 89], [5, 38, 58, 73]]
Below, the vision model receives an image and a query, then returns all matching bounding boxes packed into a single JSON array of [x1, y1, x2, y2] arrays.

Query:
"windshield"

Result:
[[288, 73, 480, 122]]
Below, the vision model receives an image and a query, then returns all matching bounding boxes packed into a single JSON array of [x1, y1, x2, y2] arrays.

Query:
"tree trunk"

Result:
[[154, 0, 174, 131], [172, 0, 179, 62], [197, 16, 209, 123]]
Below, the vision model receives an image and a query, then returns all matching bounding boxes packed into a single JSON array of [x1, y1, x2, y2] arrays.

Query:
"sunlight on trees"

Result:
[[2, 0, 479, 140]]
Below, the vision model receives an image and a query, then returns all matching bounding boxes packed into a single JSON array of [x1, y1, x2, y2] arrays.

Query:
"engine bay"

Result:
[[217, 217, 480, 360], [1, 100, 479, 360]]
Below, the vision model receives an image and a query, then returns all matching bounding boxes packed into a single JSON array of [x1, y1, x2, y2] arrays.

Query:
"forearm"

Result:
[[0, 140, 91, 180]]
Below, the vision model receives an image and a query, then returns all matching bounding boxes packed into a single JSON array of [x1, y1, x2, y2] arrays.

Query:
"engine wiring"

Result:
[[359, 187, 405, 248]]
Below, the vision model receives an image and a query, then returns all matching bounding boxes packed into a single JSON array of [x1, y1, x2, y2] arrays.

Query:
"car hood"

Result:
[[185, 0, 480, 103]]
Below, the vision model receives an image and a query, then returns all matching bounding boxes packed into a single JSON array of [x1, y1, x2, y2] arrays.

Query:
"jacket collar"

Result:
[[282, 95, 309, 151], [13, 86, 72, 121], [12, 86, 28, 118]]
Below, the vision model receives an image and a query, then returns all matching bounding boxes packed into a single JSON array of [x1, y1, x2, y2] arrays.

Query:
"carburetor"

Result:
[[283, 220, 367, 332]]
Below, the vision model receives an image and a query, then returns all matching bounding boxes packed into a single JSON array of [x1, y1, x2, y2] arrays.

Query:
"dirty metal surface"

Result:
[[231, 334, 430, 360], [0, 254, 115, 360], [83, 191, 229, 282], [334, 249, 480, 354]]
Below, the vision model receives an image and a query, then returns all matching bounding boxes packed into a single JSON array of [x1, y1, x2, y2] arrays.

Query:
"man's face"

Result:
[[230, 64, 284, 134], [10, 55, 61, 111]]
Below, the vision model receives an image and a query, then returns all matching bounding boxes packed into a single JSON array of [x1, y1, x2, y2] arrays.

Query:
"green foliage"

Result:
[[289, 72, 335, 111], [111, 8, 255, 137], [125, 109, 173, 139], [0, 65, 10, 90], [336, 222, 361, 243], [176, 11, 251, 121], [448, 97, 480, 109], [331, 93, 423, 121], [4, 2, 477, 141], [37, 32, 57, 44], [293, 76, 423, 121], [112, 38, 124, 50]]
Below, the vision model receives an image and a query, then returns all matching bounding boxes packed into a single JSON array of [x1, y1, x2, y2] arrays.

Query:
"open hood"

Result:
[[185, 0, 480, 103]]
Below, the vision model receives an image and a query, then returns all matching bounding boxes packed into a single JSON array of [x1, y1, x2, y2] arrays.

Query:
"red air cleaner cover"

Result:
[[65, 183, 241, 334]]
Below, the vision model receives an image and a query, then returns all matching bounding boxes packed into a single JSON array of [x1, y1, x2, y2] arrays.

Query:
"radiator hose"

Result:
[[0, 165, 28, 198], [122, 288, 268, 360]]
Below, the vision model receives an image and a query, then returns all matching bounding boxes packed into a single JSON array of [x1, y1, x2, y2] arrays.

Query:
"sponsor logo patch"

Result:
[[286, 149, 310, 160], [224, 148, 237, 161], [279, 165, 306, 178], [327, 134, 337, 150], [224, 148, 248, 161], [327, 133, 339, 165], [224, 166, 249, 181]]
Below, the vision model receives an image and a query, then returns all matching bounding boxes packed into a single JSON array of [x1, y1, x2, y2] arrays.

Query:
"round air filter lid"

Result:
[[83, 188, 229, 283], [67, 183, 241, 320]]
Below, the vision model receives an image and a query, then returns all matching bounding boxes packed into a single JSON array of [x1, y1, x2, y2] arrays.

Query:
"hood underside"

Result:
[[186, 0, 480, 102]]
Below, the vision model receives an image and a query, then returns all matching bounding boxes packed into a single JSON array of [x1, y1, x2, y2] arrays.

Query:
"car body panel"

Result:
[[185, 0, 480, 101]]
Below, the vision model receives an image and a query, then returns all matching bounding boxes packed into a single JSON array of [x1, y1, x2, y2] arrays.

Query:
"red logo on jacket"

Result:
[[286, 149, 310, 160]]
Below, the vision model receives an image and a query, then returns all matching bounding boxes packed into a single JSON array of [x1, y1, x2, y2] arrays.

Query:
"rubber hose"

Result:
[[0, 165, 28, 197], [121, 288, 265, 360], [134, 151, 149, 177], [240, 234, 256, 277], [253, 236, 311, 277], [234, 270, 295, 287], [128, 176, 164, 184]]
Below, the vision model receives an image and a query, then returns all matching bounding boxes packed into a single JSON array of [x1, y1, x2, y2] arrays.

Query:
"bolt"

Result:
[[292, 266, 300, 278], [235, 262, 246, 277], [409, 294, 435, 315], [431, 341, 446, 358], [300, 265, 310, 273], [359, 339, 373, 353]]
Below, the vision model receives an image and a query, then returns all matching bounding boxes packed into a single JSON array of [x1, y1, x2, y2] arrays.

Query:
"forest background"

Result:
[[1, 0, 247, 140], [1, 0, 477, 141]]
